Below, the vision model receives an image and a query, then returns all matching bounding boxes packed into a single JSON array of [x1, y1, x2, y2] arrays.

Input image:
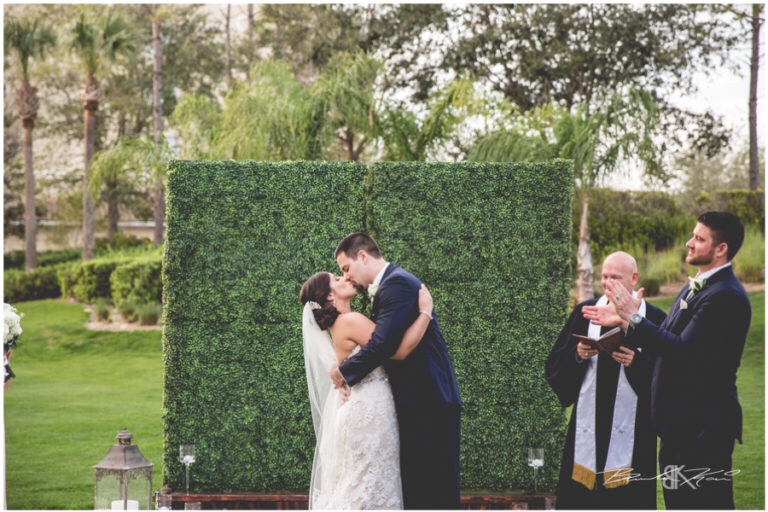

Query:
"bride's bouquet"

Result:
[[4, 303, 23, 383]]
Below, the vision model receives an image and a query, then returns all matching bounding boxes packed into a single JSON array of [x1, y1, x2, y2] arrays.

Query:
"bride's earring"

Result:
[[332, 298, 337, 308]]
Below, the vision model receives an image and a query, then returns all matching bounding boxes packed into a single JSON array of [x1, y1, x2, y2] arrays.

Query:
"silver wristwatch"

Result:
[[629, 313, 643, 329]]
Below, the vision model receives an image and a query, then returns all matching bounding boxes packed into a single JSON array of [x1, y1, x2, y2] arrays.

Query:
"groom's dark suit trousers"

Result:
[[398, 403, 461, 509]]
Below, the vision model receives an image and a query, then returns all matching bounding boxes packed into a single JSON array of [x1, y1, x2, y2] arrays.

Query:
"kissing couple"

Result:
[[300, 232, 463, 509]]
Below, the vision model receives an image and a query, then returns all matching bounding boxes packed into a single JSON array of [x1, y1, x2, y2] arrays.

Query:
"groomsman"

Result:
[[585, 211, 751, 509]]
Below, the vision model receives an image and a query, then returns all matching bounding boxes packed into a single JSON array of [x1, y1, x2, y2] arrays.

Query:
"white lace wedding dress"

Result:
[[311, 348, 403, 510]]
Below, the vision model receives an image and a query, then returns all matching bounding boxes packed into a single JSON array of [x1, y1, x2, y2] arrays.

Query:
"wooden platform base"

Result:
[[166, 492, 556, 510]]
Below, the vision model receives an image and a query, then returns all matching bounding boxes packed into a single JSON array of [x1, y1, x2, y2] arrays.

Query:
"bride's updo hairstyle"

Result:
[[300, 272, 340, 330]]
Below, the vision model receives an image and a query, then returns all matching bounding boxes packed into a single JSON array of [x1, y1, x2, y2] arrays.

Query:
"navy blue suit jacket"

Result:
[[630, 266, 751, 443], [339, 263, 462, 412]]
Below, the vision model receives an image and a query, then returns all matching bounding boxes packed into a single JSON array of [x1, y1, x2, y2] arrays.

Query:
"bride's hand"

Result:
[[418, 284, 433, 313], [330, 365, 350, 402]]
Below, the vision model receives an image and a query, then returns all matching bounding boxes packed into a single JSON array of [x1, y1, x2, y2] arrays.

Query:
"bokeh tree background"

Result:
[[3, 3, 764, 287]]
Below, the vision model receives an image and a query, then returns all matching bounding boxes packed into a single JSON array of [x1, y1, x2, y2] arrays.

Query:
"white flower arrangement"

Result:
[[4, 302, 23, 352], [4, 303, 22, 383]]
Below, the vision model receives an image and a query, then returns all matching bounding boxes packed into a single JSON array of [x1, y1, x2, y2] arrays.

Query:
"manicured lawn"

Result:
[[5, 300, 163, 510], [4, 293, 764, 509]]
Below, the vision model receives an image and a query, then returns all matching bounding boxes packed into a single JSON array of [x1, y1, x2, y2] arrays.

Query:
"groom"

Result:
[[330, 232, 462, 509]]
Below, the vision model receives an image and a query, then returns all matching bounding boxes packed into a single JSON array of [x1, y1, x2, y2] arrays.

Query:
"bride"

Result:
[[300, 271, 433, 509]]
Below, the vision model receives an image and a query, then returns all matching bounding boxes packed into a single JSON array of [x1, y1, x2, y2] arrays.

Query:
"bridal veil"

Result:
[[302, 302, 341, 509]]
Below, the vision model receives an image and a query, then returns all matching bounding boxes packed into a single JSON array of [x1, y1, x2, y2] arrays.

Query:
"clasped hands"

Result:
[[581, 278, 644, 368]]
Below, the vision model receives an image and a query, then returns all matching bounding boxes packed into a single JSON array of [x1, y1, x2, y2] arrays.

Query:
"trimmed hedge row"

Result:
[[2, 247, 163, 307], [3, 264, 67, 302], [163, 160, 573, 493], [110, 254, 163, 309], [3, 248, 81, 270], [579, 188, 765, 264], [577, 188, 690, 263]]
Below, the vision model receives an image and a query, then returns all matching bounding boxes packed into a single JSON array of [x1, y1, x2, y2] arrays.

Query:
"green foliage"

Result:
[[4, 14, 57, 81], [95, 231, 148, 252], [58, 258, 126, 303], [136, 302, 161, 326], [118, 298, 139, 323], [3, 264, 67, 302], [578, 188, 692, 263], [94, 298, 111, 322], [4, 248, 81, 270], [732, 224, 765, 283], [163, 160, 573, 492], [58, 246, 163, 304], [716, 189, 764, 228], [638, 277, 661, 297], [109, 252, 163, 309]]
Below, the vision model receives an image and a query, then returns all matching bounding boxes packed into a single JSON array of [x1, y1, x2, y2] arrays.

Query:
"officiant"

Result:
[[545, 251, 666, 509]]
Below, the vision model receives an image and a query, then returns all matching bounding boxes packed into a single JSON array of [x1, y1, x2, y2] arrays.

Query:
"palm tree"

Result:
[[469, 90, 664, 300], [311, 51, 382, 161], [380, 78, 480, 162], [149, 4, 165, 245], [4, 16, 56, 271], [174, 60, 330, 160], [70, 12, 132, 260], [748, 4, 763, 191], [89, 136, 173, 243]]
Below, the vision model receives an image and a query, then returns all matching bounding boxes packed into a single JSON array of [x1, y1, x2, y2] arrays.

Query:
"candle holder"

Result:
[[527, 447, 544, 494], [179, 445, 196, 495]]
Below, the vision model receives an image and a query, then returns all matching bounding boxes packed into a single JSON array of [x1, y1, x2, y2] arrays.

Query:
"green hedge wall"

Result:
[[163, 160, 573, 493]]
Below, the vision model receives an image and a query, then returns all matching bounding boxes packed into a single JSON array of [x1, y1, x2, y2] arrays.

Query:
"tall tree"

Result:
[[70, 11, 132, 260], [225, 4, 234, 89], [251, 4, 446, 88], [380, 78, 480, 162], [312, 51, 381, 161], [172, 60, 329, 160], [469, 90, 664, 300], [749, 4, 763, 191], [4, 16, 56, 270], [245, 4, 255, 84], [387, 4, 739, 157], [89, 135, 172, 240], [149, 4, 165, 245]]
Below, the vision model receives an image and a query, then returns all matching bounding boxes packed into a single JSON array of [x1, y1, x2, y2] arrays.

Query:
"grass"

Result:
[[5, 299, 163, 510], [647, 291, 764, 510], [4, 292, 764, 509]]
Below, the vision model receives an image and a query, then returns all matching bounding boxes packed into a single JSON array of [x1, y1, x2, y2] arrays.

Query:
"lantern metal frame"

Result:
[[94, 429, 153, 510]]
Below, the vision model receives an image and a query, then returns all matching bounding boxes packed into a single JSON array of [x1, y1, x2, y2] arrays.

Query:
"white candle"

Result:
[[110, 499, 139, 510]]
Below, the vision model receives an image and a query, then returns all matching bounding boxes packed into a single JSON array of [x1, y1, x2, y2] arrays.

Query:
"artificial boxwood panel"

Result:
[[366, 161, 573, 489], [163, 160, 366, 493], [163, 160, 573, 494]]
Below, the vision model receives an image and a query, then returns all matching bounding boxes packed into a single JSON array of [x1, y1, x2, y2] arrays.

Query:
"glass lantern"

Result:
[[94, 429, 153, 510]]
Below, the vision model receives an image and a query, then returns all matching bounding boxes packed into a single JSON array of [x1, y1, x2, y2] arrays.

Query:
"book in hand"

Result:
[[572, 326, 623, 353]]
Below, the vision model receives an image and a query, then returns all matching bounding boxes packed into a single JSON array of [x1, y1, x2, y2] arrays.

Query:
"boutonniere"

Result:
[[679, 298, 688, 310], [687, 276, 707, 298], [367, 283, 379, 298]]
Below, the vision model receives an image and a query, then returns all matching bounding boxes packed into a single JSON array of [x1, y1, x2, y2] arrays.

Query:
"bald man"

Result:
[[546, 252, 667, 509]]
